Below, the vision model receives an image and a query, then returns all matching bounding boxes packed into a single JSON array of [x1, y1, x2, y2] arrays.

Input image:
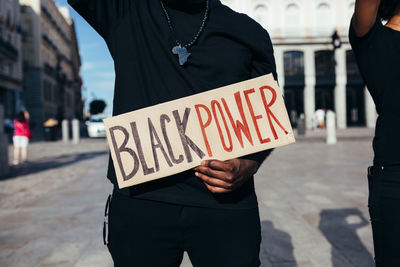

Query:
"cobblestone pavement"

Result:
[[0, 128, 375, 267]]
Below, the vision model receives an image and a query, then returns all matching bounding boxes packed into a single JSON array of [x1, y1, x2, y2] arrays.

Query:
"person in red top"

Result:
[[13, 110, 31, 165]]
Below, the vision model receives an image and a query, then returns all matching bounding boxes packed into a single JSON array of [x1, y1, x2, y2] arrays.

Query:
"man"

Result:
[[69, 0, 276, 265], [350, 0, 400, 266]]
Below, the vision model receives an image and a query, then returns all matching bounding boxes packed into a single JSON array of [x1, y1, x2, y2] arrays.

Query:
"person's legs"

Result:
[[368, 166, 400, 267], [21, 147, 28, 162], [20, 137, 28, 162], [12, 136, 20, 165], [184, 206, 261, 267], [379, 167, 400, 266], [106, 190, 184, 267], [368, 167, 382, 265]]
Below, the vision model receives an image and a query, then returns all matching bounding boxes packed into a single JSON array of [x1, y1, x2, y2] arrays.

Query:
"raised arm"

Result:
[[352, 0, 381, 37], [68, 0, 128, 38]]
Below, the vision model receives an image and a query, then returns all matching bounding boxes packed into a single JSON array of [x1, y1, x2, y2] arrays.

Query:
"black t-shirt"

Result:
[[69, 0, 277, 209], [349, 19, 400, 165]]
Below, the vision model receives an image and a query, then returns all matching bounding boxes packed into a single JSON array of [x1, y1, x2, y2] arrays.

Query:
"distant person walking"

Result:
[[315, 109, 326, 129], [13, 110, 31, 165], [350, 0, 400, 266]]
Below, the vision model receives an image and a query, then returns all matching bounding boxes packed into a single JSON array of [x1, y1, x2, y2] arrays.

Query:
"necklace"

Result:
[[160, 0, 209, 65]]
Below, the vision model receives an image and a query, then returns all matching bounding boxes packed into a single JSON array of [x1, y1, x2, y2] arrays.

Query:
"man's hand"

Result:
[[194, 158, 260, 194]]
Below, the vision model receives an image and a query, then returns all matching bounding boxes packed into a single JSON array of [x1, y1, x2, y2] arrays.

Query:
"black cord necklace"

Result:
[[160, 0, 209, 65]]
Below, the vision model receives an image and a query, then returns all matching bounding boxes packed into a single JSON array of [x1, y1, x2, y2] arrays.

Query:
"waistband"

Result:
[[369, 164, 400, 176]]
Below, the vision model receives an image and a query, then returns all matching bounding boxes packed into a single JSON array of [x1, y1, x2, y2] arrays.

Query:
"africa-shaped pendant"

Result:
[[172, 45, 191, 65]]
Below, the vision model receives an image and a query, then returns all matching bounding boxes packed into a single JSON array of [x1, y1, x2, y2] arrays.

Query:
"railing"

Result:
[[0, 37, 18, 60]]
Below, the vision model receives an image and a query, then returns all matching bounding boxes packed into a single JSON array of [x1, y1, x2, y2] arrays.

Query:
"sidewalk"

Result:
[[0, 128, 375, 266]]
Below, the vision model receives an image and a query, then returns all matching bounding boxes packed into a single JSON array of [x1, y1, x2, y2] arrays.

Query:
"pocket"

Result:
[[103, 194, 112, 245], [367, 169, 382, 229], [367, 169, 380, 208], [380, 170, 400, 199]]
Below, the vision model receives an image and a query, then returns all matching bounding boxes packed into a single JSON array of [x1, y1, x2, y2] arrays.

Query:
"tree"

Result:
[[89, 99, 107, 115]]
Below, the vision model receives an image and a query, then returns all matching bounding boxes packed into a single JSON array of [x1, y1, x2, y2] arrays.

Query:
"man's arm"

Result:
[[68, 0, 127, 38], [352, 0, 381, 37]]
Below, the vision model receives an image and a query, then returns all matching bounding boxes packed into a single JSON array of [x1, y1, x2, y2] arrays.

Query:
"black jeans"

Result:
[[368, 165, 400, 266], [105, 189, 261, 267]]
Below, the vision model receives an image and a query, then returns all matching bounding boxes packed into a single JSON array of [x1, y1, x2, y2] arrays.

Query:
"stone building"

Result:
[[222, 0, 376, 130], [20, 0, 82, 139], [0, 0, 24, 120]]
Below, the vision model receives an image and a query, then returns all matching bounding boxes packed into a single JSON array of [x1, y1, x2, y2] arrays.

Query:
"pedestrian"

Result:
[[4, 117, 14, 143], [13, 110, 31, 165], [350, 0, 400, 266], [69, 0, 277, 266], [315, 109, 326, 129]]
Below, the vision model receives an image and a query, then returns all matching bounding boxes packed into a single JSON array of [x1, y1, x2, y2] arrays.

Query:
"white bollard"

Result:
[[72, 119, 80, 144], [62, 119, 69, 143], [326, 110, 337, 145]]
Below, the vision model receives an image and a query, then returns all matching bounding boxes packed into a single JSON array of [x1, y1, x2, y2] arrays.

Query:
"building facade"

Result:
[[0, 0, 24, 120], [20, 0, 82, 138], [222, 0, 376, 129]]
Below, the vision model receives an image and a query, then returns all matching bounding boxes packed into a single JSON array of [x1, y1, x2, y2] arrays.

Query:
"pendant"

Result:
[[172, 45, 191, 66]]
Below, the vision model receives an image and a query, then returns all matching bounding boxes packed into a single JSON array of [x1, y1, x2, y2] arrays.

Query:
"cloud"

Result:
[[81, 60, 113, 71], [94, 71, 115, 79], [90, 81, 115, 91], [80, 42, 102, 50]]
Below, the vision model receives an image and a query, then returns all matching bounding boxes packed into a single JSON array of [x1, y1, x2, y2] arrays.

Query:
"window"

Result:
[[315, 50, 335, 86], [254, 4, 269, 29], [66, 92, 72, 107], [53, 86, 59, 102], [43, 80, 52, 102], [284, 3, 301, 36], [284, 51, 305, 86], [316, 2, 334, 35], [283, 51, 305, 126], [346, 50, 363, 85]]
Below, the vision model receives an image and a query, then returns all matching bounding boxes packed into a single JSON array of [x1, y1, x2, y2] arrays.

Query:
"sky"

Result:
[[55, 0, 115, 117]]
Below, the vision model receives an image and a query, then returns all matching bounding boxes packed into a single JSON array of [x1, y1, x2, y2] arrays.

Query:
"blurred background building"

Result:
[[19, 0, 82, 139], [222, 0, 376, 130], [0, 0, 24, 120]]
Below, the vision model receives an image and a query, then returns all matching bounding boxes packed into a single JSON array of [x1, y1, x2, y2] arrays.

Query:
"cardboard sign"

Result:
[[104, 74, 295, 189]]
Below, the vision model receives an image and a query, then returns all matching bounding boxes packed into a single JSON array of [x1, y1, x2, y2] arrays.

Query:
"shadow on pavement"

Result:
[[319, 208, 374, 267], [260, 220, 297, 267], [295, 136, 373, 143], [2, 151, 108, 181]]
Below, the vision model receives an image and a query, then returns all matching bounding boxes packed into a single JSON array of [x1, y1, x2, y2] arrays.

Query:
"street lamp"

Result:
[[331, 29, 342, 67], [331, 30, 342, 50]]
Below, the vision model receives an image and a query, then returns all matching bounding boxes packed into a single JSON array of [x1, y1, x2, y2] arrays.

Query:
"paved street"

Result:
[[0, 128, 375, 267]]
